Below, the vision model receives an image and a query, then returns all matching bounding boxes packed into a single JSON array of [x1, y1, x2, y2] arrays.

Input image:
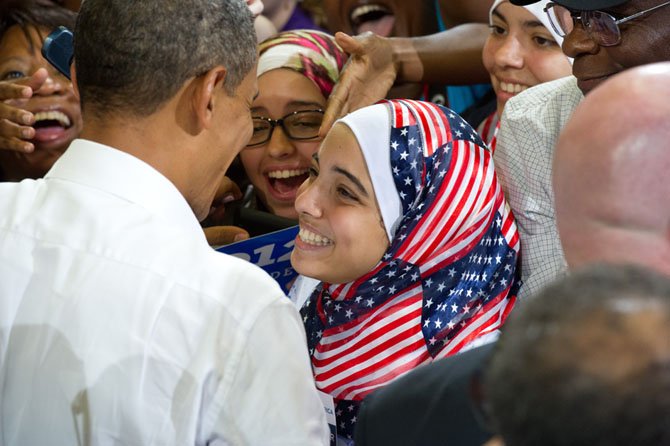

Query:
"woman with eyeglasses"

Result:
[[238, 30, 347, 220], [475, 0, 573, 149]]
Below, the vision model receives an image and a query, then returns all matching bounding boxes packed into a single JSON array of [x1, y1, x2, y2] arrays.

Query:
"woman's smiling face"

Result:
[[291, 123, 389, 284], [240, 68, 326, 219], [0, 25, 83, 179], [482, 2, 572, 117]]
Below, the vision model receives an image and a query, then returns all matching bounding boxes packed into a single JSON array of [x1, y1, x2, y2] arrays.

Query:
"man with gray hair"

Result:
[[0, 1, 329, 444]]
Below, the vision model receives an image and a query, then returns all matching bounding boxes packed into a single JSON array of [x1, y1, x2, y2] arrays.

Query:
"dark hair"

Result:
[[74, 0, 257, 118], [485, 264, 670, 446], [0, 0, 76, 46]]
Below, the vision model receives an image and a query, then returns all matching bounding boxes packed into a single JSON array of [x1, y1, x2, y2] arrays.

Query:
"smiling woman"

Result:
[[477, 0, 572, 148], [0, 0, 82, 181], [238, 30, 347, 220], [292, 99, 522, 441]]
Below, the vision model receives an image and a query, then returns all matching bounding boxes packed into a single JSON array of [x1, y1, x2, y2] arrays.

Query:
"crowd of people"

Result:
[[1, 0, 669, 444]]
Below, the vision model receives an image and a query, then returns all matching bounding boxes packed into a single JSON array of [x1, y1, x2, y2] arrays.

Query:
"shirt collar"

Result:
[[46, 138, 205, 240]]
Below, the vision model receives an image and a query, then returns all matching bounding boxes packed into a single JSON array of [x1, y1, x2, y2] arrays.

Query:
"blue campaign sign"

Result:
[[216, 226, 299, 293]]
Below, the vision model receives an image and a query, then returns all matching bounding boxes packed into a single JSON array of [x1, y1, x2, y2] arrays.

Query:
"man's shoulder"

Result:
[[504, 76, 583, 117], [194, 249, 292, 316], [0, 179, 44, 225], [355, 343, 496, 445]]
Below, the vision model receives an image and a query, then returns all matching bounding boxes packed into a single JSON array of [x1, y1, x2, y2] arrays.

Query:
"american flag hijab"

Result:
[[299, 99, 521, 439]]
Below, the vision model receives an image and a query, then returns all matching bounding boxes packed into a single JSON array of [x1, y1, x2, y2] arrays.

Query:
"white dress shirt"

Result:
[[494, 76, 584, 299], [0, 139, 329, 445]]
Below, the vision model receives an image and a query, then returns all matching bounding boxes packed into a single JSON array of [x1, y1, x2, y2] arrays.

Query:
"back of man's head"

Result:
[[553, 63, 670, 274], [485, 264, 670, 446], [74, 0, 256, 119]]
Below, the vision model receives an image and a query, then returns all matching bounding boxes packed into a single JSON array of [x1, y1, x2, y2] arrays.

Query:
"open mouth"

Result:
[[31, 110, 73, 143], [266, 168, 310, 199], [349, 3, 396, 36]]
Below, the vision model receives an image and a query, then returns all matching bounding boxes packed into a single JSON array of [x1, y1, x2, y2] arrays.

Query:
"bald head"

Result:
[[554, 63, 670, 274]]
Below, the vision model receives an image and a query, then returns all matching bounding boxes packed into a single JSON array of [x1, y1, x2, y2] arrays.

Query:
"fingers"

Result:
[[246, 0, 264, 17], [0, 91, 36, 153], [320, 85, 349, 137], [322, 31, 396, 135], [0, 82, 32, 103], [0, 69, 52, 153], [334, 32, 364, 55], [18, 68, 49, 93], [0, 118, 35, 152], [204, 225, 250, 247], [215, 176, 243, 202]]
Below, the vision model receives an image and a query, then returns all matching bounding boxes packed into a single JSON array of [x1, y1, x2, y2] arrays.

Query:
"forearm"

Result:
[[438, 0, 495, 27], [393, 23, 490, 85]]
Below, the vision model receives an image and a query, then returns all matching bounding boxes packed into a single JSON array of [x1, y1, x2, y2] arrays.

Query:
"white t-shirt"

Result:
[[0, 139, 329, 445]]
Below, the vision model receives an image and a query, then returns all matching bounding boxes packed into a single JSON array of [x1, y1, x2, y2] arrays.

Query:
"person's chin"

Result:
[[577, 75, 611, 95], [290, 249, 327, 282]]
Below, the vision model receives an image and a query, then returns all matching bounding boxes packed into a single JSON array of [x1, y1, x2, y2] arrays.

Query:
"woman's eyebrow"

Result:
[[288, 100, 324, 108], [332, 165, 369, 198], [491, 9, 508, 23], [522, 20, 547, 29]]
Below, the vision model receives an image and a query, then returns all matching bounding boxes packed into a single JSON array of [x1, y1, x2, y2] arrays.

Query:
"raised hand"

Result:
[[320, 32, 398, 135], [0, 68, 49, 153]]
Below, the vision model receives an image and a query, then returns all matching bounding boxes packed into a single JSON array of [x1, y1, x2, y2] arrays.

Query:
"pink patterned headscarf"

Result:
[[257, 30, 348, 99]]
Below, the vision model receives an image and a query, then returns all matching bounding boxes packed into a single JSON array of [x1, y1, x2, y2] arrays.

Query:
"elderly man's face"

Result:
[[562, 0, 670, 94]]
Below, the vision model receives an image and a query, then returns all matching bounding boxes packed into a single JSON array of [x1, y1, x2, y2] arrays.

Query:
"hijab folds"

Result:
[[300, 99, 521, 438]]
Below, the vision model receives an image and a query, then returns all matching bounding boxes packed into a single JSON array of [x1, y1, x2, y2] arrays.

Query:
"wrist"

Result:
[[391, 37, 423, 84]]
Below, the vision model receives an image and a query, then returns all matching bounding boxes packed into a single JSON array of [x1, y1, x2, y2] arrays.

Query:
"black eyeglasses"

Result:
[[544, 0, 670, 46], [246, 109, 324, 147]]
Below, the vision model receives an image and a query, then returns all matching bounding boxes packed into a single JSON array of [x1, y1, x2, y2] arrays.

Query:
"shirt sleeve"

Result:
[[213, 299, 330, 445], [494, 79, 577, 299]]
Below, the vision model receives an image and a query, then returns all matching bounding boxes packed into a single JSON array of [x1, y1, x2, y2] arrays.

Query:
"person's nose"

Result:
[[494, 35, 525, 70], [294, 177, 323, 219], [562, 20, 600, 58], [34, 69, 67, 96], [266, 123, 297, 159]]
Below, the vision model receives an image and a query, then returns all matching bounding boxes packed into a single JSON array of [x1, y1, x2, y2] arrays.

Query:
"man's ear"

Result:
[[193, 66, 227, 130]]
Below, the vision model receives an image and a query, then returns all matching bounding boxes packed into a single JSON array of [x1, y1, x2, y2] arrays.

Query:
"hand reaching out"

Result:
[[320, 32, 398, 136], [0, 68, 49, 153], [202, 176, 250, 246]]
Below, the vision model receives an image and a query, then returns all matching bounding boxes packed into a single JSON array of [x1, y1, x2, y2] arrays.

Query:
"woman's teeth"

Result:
[[267, 168, 309, 179], [499, 82, 527, 94], [299, 228, 333, 246], [33, 110, 71, 127]]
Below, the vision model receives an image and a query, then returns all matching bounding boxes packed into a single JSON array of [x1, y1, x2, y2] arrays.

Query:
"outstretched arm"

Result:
[[438, 0, 494, 28], [321, 24, 489, 134]]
